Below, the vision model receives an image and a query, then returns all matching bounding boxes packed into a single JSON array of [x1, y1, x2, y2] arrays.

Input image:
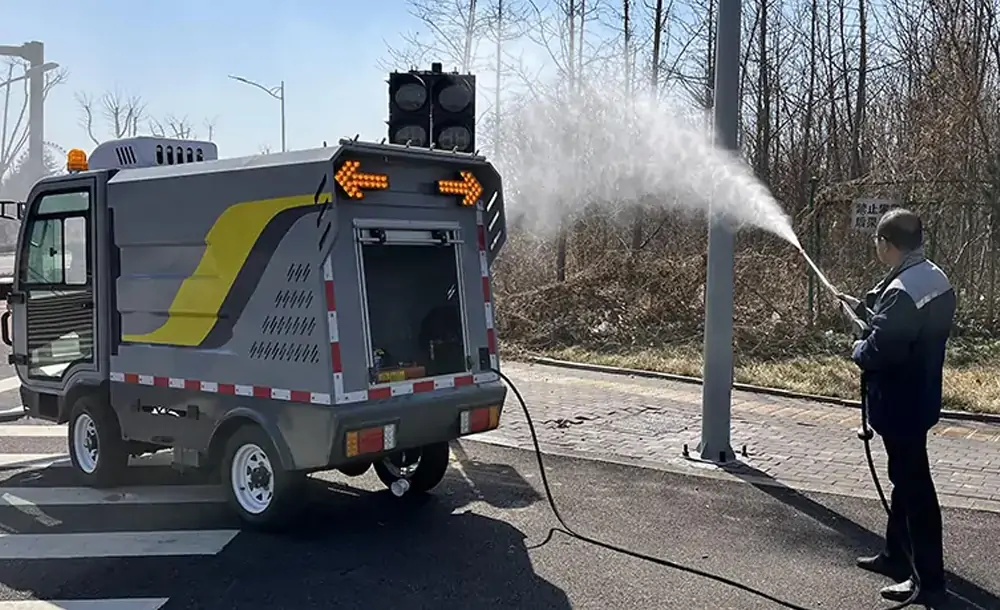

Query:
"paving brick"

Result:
[[479, 362, 1000, 514]]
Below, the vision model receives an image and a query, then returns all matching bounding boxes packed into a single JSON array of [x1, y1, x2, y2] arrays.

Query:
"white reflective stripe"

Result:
[[328, 311, 339, 341], [914, 288, 947, 310], [323, 256, 334, 281]]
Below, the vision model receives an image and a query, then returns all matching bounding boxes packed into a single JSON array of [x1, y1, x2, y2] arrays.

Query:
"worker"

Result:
[[836, 208, 954, 605]]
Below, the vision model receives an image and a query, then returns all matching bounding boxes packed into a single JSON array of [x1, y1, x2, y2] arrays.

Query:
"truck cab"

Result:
[[1, 137, 509, 530]]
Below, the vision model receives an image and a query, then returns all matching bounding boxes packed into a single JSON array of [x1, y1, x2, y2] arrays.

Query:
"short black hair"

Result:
[[876, 208, 923, 251]]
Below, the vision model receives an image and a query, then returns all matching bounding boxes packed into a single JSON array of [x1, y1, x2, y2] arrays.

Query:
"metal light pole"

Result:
[[698, 0, 741, 463], [0, 41, 57, 182], [228, 75, 285, 152]]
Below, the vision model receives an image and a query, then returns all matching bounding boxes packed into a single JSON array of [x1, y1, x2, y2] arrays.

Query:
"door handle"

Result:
[[1, 311, 11, 347]]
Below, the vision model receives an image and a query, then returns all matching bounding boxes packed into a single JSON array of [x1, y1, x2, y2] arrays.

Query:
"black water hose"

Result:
[[858, 374, 921, 609], [492, 366, 921, 609]]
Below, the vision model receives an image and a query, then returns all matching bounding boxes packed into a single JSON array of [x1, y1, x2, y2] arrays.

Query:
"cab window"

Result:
[[20, 191, 91, 286]]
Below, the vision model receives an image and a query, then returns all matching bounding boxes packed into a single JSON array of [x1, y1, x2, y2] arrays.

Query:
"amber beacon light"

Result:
[[334, 160, 389, 199], [437, 170, 482, 206], [66, 149, 89, 172]]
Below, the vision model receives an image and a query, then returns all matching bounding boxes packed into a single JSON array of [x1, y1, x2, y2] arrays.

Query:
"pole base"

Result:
[[683, 441, 736, 464]]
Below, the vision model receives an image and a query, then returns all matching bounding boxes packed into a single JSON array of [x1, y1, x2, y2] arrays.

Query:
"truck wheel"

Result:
[[68, 398, 128, 488], [373, 442, 450, 494], [221, 424, 303, 531]]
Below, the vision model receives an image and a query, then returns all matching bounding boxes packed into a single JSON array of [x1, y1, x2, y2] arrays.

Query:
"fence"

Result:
[[799, 178, 1000, 335]]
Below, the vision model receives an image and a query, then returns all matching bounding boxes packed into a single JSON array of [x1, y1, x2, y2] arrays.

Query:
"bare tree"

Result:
[[75, 90, 218, 144]]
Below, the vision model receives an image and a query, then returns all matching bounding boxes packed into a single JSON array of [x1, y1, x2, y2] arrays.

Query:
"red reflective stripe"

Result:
[[324, 281, 336, 311], [454, 374, 474, 387], [331, 343, 343, 372], [477, 225, 486, 250], [481, 276, 491, 302], [218, 383, 236, 395], [253, 386, 270, 398], [368, 386, 391, 400], [290, 390, 311, 403], [184, 379, 201, 391], [413, 380, 435, 393], [124, 373, 139, 384], [486, 329, 497, 354], [153, 376, 169, 387]]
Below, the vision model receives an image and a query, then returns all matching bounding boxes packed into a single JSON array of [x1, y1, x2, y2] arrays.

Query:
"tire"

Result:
[[373, 441, 450, 494], [68, 397, 129, 488], [221, 424, 303, 531]]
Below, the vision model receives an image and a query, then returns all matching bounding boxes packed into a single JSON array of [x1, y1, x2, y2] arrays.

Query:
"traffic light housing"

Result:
[[387, 63, 476, 153], [388, 71, 432, 147], [431, 73, 476, 153]]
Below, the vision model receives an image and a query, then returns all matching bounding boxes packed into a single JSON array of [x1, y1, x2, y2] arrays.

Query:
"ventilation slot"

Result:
[[248, 341, 321, 363], [273, 289, 314, 309], [115, 146, 137, 166]]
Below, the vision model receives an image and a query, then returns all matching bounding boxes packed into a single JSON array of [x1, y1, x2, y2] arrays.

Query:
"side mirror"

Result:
[[0, 200, 24, 221]]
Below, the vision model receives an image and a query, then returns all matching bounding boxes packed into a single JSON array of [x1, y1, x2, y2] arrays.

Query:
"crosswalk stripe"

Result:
[[0, 529, 239, 559], [0, 485, 224, 506], [0, 376, 20, 393], [0, 599, 169, 609], [0, 451, 175, 469], [0, 425, 65, 437]]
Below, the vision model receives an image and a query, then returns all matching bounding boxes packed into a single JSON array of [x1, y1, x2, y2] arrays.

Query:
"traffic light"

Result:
[[388, 71, 431, 147], [431, 73, 476, 153], [387, 63, 476, 153]]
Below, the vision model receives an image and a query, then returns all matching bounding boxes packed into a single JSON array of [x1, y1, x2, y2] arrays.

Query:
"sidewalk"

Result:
[[477, 361, 1000, 513]]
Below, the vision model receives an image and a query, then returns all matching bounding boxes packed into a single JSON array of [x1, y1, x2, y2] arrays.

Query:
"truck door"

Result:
[[4, 176, 101, 407]]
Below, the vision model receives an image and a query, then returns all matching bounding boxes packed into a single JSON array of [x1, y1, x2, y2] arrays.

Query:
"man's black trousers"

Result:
[[881, 433, 945, 590]]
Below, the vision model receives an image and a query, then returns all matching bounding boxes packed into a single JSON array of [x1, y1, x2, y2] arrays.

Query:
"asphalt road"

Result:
[[0, 416, 997, 610]]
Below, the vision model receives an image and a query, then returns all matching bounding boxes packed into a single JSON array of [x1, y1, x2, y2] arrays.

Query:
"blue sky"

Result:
[[2, 0, 434, 157]]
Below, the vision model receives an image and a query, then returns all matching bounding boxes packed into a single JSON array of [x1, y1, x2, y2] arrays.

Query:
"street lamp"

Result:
[[228, 74, 285, 152]]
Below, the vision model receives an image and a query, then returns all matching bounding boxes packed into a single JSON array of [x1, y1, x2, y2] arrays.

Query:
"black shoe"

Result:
[[880, 578, 949, 605], [857, 553, 910, 581]]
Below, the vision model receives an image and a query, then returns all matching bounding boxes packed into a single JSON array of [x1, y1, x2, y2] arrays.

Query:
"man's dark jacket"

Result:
[[852, 256, 956, 438]]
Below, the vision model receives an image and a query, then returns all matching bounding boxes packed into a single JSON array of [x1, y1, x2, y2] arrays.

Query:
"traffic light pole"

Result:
[[698, 0, 740, 463]]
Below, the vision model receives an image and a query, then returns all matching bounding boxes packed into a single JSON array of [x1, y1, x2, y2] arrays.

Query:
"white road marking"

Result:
[[0, 376, 20, 394], [0, 485, 224, 506], [0, 492, 62, 527], [0, 406, 25, 419], [0, 529, 239, 559], [448, 445, 481, 496], [0, 599, 170, 609], [0, 424, 65, 437], [0, 451, 174, 469]]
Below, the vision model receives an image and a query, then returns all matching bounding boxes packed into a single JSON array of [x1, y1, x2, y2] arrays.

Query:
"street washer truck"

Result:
[[0, 135, 509, 529]]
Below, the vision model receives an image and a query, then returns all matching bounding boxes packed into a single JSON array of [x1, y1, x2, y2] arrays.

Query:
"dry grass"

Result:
[[517, 342, 1000, 415]]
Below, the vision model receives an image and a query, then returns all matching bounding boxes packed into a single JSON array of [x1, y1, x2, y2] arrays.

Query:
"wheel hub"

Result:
[[72, 413, 100, 474], [231, 443, 275, 515]]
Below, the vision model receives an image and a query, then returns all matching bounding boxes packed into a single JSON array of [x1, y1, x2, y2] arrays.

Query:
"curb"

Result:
[[516, 355, 1000, 426]]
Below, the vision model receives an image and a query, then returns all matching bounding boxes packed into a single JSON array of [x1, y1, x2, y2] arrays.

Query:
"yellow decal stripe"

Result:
[[122, 193, 327, 346]]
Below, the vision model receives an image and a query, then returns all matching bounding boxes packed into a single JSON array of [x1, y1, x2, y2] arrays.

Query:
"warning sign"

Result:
[[852, 198, 896, 231]]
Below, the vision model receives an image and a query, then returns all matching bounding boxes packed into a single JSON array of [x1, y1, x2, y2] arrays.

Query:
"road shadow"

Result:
[[0, 464, 566, 610], [198, 476, 571, 610], [720, 460, 1000, 610]]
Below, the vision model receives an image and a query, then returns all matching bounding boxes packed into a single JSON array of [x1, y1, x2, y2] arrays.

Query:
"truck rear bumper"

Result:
[[245, 381, 508, 472], [319, 381, 508, 469]]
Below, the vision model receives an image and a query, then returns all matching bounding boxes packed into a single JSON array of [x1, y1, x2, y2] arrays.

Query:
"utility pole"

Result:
[[698, 0, 741, 463]]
